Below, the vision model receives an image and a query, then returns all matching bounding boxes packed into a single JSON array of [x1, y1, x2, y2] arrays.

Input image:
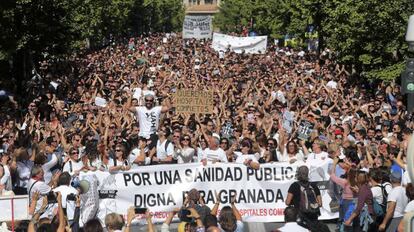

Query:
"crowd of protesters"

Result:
[[0, 32, 413, 231]]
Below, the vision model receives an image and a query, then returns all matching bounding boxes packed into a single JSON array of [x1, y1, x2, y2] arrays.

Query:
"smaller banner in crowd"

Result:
[[183, 16, 212, 39], [297, 120, 315, 140], [212, 33, 267, 54], [80, 162, 337, 223], [174, 89, 214, 114], [0, 195, 29, 221]]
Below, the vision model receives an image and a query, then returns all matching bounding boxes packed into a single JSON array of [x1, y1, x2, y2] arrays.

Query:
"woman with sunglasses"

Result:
[[173, 135, 195, 163], [233, 138, 260, 170], [108, 144, 131, 172], [62, 147, 84, 176]]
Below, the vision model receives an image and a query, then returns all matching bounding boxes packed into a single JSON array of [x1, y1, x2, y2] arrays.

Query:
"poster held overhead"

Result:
[[183, 16, 212, 39]]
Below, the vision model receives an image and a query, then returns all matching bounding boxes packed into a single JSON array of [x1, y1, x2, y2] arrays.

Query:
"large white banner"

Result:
[[183, 16, 212, 39], [212, 33, 267, 54], [79, 162, 337, 224]]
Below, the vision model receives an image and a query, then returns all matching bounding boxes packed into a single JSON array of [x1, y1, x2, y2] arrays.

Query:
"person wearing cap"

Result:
[[378, 171, 409, 232], [127, 93, 171, 149]]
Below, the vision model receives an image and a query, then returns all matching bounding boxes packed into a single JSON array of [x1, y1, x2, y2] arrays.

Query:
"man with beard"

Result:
[[128, 94, 171, 149]]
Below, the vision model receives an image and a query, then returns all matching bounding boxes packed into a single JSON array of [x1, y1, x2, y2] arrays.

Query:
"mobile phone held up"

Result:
[[134, 207, 147, 214]]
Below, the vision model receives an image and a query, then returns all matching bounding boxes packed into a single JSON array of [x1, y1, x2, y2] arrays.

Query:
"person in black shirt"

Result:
[[285, 165, 322, 228]]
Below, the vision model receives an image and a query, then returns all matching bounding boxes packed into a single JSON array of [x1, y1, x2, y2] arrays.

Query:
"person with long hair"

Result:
[[108, 144, 131, 172], [173, 134, 195, 163], [232, 138, 260, 169], [211, 194, 243, 232], [344, 171, 375, 231], [280, 140, 304, 164], [331, 157, 358, 229]]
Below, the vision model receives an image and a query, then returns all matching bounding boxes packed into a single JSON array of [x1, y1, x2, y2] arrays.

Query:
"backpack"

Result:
[[372, 198, 384, 217], [378, 184, 389, 212], [299, 182, 320, 214]]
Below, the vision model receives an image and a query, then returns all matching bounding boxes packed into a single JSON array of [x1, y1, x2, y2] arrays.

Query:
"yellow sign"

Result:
[[175, 89, 214, 114]]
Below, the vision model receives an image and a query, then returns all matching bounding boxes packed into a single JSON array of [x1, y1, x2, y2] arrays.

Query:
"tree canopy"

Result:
[[0, 0, 184, 88], [215, 0, 414, 81]]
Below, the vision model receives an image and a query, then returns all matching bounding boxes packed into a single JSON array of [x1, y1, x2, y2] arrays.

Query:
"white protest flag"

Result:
[[79, 162, 338, 223], [212, 33, 268, 54], [183, 16, 212, 39]]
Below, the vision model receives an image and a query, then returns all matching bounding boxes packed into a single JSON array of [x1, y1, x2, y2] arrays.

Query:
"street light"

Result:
[[404, 15, 414, 232], [407, 15, 414, 51]]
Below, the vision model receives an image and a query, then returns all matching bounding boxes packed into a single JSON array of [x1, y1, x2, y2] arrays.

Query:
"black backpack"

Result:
[[377, 183, 390, 213], [299, 182, 320, 214]]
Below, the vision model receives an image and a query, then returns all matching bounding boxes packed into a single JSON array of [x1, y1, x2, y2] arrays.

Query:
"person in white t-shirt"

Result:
[[62, 148, 84, 176], [404, 183, 414, 213], [153, 126, 174, 164], [173, 134, 195, 164], [128, 94, 171, 148], [108, 144, 131, 172], [301, 140, 329, 165], [369, 169, 392, 205], [27, 166, 59, 215], [233, 139, 260, 169], [53, 172, 78, 221], [202, 137, 228, 164], [379, 171, 409, 232]]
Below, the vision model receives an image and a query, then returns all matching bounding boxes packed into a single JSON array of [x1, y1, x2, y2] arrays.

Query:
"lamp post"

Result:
[[402, 15, 414, 112]]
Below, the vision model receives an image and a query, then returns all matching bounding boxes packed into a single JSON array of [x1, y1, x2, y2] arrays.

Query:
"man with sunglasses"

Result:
[[128, 94, 171, 149]]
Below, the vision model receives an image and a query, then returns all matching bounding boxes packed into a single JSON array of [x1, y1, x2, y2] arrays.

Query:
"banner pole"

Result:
[[11, 197, 15, 232]]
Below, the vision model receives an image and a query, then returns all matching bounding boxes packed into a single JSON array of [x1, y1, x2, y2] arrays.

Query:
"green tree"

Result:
[[214, 0, 290, 38], [321, 0, 413, 80]]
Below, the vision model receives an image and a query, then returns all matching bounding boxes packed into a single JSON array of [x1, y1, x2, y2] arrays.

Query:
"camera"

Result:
[[67, 193, 76, 201], [47, 192, 57, 203], [134, 207, 147, 214], [179, 209, 192, 222]]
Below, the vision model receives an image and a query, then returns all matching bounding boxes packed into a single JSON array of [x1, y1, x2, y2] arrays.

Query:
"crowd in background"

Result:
[[0, 33, 413, 231]]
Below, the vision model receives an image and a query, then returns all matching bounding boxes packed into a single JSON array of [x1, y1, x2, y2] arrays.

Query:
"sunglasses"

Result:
[[71, 152, 78, 155], [145, 99, 154, 102], [268, 143, 275, 146], [115, 149, 122, 152], [183, 138, 190, 141]]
